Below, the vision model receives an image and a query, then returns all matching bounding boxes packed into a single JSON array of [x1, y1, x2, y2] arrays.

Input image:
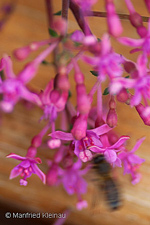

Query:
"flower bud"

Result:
[[129, 12, 143, 28], [117, 88, 129, 103], [105, 0, 123, 37], [136, 104, 150, 126], [31, 135, 42, 148], [76, 84, 91, 114], [71, 30, 84, 42], [106, 109, 117, 127], [123, 61, 136, 73], [53, 17, 67, 35], [71, 115, 87, 140]]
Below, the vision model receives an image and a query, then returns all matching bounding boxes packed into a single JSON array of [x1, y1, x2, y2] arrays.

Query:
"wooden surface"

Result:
[[0, 1, 150, 225]]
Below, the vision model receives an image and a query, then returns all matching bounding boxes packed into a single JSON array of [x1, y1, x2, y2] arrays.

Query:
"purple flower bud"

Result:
[[76, 84, 91, 114], [105, 0, 123, 37], [136, 104, 150, 126], [14, 46, 31, 60], [117, 88, 129, 103], [71, 115, 87, 140], [129, 12, 143, 28], [71, 30, 84, 42], [106, 109, 118, 128], [109, 98, 116, 109], [14, 40, 51, 60], [123, 61, 136, 73]]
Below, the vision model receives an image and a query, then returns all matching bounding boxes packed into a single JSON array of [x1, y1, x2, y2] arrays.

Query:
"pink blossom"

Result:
[[40, 79, 68, 121], [119, 137, 145, 184], [89, 134, 130, 166], [105, 0, 123, 37], [118, 18, 150, 55], [6, 149, 46, 186], [49, 124, 112, 162], [0, 55, 41, 112], [83, 34, 124, 82]]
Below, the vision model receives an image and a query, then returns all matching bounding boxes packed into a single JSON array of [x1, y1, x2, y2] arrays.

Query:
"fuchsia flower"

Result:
[[0, 41, 58, 112], [119, 137, 145, 184], [0, 56, 41, 112], [49, 124, 112, 162], [118, 18, 150, 55], [129, 54, 150, 106], [83, 34, 124, 82], [58, 158, 89, 210], [105, 0, 123, 37], [89, 134, 130, 166], [40, 79, 68, 122], [6, 148, 46, 186]]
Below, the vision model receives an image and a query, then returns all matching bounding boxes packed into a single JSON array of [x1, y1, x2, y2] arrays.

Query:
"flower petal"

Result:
[[109, 136, 130, 150], [104, 150, 117, 163], [130, 137, 146, 153], [9, 165, 22, 179], [118, 37, 144, 47], [31, 163, 46, 184], [92, 124, 112, 135], [48, 131, 73, 141], [6, 153, 26, 161]]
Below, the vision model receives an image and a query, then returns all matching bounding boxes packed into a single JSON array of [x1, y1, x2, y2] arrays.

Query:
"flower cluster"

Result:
[[1, 0, 148, 213]]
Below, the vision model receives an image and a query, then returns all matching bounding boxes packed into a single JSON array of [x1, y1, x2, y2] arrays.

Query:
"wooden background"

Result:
[[0, 0, 150, 225]]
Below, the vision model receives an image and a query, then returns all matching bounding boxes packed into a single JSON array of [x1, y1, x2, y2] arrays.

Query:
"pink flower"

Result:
[[89, 134, 130, 166], [83, 34, 124, 82], [130, 54, 150, 106], [40, 79, 68, 121], [119, 137, 145, 184], [58, 158, 89, 210], [105, 0, 123, 37], [6, 149, 46, 186], [0, 56, 41, 112], [49, 124, 112, 162], [118, 18, 150, 55]]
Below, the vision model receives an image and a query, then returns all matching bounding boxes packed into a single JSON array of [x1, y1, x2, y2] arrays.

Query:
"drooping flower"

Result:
[[129, 54, 150, 106], [58, 158, 89, 210], [89, 134, 130, 166], [118, 18, 150, 55], [105, 0, 123, 37], [49, 124, 112, 162], [39, 79, 68, 122], [119, 137, 145, 184], [6, 147, 46, 186], [0, 41, 58, 112], [83, 34, 124, 82]]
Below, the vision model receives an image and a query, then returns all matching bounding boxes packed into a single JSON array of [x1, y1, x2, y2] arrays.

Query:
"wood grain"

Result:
[[0, 1, 150, 225]]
